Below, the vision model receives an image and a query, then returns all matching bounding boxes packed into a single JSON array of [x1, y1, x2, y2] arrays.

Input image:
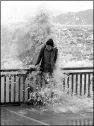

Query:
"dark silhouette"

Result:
[[35, 39, 58, 75]]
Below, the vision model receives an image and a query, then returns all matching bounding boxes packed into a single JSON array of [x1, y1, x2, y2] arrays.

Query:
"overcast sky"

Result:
[[1, 1, 93, 24]]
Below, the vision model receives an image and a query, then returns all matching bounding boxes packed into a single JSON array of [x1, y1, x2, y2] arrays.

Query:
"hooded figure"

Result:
[[26, 39, 58, 91], [35, 39, 58, 75]]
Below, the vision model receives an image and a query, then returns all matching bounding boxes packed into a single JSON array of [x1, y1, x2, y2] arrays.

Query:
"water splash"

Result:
[[27, 68, 93, 114]]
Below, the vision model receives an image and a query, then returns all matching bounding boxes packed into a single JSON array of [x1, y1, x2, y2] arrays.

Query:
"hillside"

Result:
[[54, 9, 93, 25]]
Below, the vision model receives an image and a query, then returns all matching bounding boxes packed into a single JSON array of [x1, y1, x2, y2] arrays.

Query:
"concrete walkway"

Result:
[[1, 104, 93, 125]]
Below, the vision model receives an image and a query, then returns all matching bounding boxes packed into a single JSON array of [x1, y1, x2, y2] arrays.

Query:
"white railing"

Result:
[[62, 67, 93, 97], [0, 67, 93, 104]]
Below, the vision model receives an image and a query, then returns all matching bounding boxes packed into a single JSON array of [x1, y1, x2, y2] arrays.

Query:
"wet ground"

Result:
[[1, 104, 93, 125]]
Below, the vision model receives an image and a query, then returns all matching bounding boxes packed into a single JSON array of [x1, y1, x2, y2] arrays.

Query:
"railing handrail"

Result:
[[0, 68, 35, 72], [62, 67, 94, 70], [0, 69, 29, 72], [0, 67, 94, 72], [0, 68, 36, 76]]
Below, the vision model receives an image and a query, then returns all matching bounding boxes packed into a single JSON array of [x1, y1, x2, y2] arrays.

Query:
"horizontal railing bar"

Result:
[[63, 71, 93, 74], [0, 67, 94, 72], [1, 73, 93, 77], [0, 68, 36, 72], [0, 69, 27, 72], [1, 74, 26, 77], [1, 72, 27, 75], [0, 102, 23, 106], [62, 67, 94, 70], [1, 68, 93, 76]]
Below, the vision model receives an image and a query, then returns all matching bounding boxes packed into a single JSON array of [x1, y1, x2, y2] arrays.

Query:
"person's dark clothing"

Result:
[[35, 45, 58, 73]]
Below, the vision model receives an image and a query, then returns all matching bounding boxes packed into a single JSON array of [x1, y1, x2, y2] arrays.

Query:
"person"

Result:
[[35, 39, 58, 86], [25, 39, 58, 105]]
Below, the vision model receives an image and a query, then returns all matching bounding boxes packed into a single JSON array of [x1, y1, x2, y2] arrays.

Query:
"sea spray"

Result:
[[23, 9, 93, 114], [26, 67, 93, 114]]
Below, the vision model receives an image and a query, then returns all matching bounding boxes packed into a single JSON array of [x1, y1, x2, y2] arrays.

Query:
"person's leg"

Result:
[[39, 72, 48, 87], [48, 72, 56, 86], [37, 71, 43, 88], [38, 72, 53, 87], [43, 72, 51, 85], [41, 72, 46, 87]]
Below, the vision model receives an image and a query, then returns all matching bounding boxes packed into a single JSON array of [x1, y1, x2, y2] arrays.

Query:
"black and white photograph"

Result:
[[1, 1, 93, 125]]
